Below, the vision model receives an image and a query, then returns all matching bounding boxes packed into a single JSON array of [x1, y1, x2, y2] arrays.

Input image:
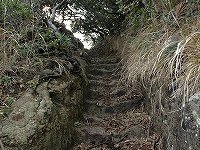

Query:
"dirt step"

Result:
[[110, 86, 128, 97], [77, 125, 146, 146], [89, 86, 128, 99], [88, 63, 122, 71], [86, 68, 115, 77], [85, 98, 142, 115], [89, 89, 105, 99], [90, 57, 121, 64], [86, 73, 121, 80], [89, 87, 127, 99], [74, 110, 150, 149], [88, 80, 121, 90]]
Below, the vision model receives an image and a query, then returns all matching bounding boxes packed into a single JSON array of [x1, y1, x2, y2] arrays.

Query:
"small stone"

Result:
[[96, 101, 103, 106]]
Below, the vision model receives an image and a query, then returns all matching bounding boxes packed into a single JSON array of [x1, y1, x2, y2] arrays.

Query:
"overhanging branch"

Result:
[[48, 0, 65, 36]]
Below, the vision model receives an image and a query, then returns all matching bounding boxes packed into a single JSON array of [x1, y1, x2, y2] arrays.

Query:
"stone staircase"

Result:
[[73, 57, 160, 149]]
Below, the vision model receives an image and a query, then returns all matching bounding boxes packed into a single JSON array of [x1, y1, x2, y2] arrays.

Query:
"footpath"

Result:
[[73, 56, 161, 150]]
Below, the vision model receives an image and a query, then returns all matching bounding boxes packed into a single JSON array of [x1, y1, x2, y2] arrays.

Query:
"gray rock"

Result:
[[182, 91, 200, 132], [0, 70, 87, 149]]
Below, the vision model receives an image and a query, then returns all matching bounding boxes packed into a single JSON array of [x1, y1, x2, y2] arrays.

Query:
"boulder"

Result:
[[0, 72, 87, 149]]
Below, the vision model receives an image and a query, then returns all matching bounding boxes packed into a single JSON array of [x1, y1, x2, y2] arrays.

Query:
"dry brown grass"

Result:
[[122, 13, 200, 111]]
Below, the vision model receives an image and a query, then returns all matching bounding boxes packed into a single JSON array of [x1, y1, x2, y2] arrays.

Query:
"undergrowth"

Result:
[[0, 0, 73, 115]]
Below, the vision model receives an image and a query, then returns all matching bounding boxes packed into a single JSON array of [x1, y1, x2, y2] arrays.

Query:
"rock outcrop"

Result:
[[153, 91, 200, 150], [0, 60, 87, 149]]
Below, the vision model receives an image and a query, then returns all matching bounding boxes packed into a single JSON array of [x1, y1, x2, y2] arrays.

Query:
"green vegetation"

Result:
[[0, 0, 75, 111], [41, 0, 127, 43], [0, 0, 199, 129], [70, 0, 125, 42], [117, 0, 155, 30], [0, 0, 199, 149], [0, 76, 11, 86], [74, 121, 81, 128], [0, 0, 33, 29], [0, 0, 144, 110]]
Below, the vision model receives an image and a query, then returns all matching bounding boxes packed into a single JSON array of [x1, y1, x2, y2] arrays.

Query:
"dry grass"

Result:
[[122, 12, 200, 112]]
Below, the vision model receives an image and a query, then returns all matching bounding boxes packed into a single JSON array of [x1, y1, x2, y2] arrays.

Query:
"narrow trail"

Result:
[[73, 56, 160, 150]]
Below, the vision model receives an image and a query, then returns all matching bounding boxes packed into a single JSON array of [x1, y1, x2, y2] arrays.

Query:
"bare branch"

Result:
[[49, 0, 65, 22], [48, 0, 66, 36]]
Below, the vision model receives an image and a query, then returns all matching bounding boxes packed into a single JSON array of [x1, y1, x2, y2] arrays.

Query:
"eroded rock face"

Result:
[[181, 92, 200, 149], [0, 73, 87, 149], [150, 91, 200, 150]]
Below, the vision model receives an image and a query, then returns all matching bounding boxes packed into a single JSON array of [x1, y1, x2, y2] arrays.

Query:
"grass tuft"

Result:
[[123, 7, 200, 112]]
